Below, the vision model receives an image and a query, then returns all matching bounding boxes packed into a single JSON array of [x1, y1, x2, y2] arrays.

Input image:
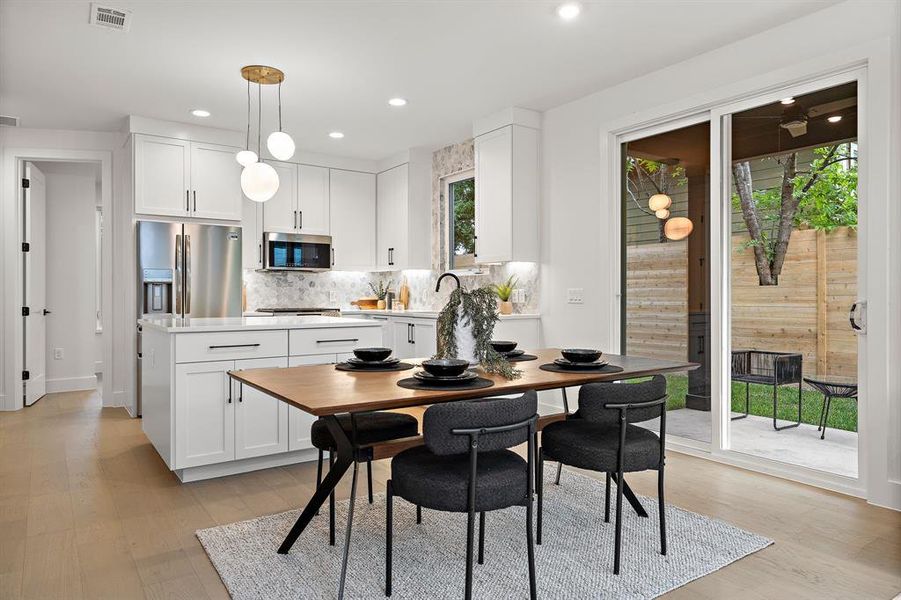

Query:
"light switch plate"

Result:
[[53, 348, 64, 360], [566, 288, 584, 304], [329, 291, 338, 304], [512, 289, 526, 304]]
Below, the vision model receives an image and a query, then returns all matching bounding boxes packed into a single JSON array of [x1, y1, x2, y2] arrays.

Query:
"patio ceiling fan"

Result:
[[735, 97, 856, 138]]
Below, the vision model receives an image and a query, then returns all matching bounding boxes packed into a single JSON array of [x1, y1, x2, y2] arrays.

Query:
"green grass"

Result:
[[658, 374, 858, 432]]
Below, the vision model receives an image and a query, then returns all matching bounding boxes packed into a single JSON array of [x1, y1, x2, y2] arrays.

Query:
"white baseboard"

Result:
[[111, 389, 129, 409], [174, 448, 319, 482], [46, 375, 97, 394]]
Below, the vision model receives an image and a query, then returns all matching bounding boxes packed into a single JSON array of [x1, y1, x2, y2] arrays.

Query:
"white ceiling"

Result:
[[0, 1, 838, 160]]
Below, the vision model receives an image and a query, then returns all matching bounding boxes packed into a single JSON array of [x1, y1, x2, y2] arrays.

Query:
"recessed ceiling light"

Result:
[[191, 109, 211, 117], [329, 131, 345, 139], [827, 115, 842, 123], [388, 97, 407, 107], [780, 97, 795, 105], [556, 2, 581, 20]]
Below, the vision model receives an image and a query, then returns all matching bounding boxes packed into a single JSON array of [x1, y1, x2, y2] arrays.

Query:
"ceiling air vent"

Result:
[[0, 115, 19, 127], [89, 3, 132, 31]]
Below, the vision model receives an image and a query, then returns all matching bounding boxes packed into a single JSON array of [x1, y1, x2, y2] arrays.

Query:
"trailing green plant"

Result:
[[491, 276, 518, 302], [436, 285, 522, 380], [368, 280, 391, 300]]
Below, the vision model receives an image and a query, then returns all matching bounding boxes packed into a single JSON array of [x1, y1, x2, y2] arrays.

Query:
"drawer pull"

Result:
[[208, 343, 262, 349], [316, 338, 359, 344]]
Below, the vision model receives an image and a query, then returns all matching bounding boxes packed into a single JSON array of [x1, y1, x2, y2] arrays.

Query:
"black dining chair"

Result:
[[538, 376, 668, 575], [385, 391, 539, 600], [311, 412, 419, 545]]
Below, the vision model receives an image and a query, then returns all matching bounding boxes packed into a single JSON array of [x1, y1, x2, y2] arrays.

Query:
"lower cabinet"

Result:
[[234, 357, 289, 460], [287, 354, 338, 451], [392, 318, 437, 359], [174, 360, 236, 469]]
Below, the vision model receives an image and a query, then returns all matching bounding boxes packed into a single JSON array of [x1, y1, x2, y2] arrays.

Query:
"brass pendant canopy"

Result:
[[241, 65, 285, 85]]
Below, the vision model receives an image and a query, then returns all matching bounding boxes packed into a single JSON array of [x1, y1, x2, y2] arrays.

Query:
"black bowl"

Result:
[[491, 340, 518, 353], [561, 348, 602, 363], [353, 347, 393, 362], [421, 358, 470, 377]]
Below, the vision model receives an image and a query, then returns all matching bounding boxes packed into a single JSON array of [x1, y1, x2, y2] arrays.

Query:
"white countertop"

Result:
[[139, 315, 381, 333], [340, 309, 540, 320]]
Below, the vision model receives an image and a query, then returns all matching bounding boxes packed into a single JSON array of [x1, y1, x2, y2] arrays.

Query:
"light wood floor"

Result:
[[0, 389, 898, 600]]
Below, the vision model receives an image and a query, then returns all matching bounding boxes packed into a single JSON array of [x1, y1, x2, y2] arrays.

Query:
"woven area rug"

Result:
[[197, 470, 772, 599]]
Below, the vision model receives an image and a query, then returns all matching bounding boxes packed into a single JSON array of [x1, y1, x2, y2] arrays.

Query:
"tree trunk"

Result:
[[732, 161, 775, 285], [769, 153, 799, 282]]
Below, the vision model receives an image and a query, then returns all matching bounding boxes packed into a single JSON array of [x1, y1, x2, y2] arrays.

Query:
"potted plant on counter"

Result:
[[491, 276, 518, 315], [369, 280, 391, 309]]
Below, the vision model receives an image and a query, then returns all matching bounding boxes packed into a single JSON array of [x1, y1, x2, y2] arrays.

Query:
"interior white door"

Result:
[[261, 161, 298, 233], [287, 354, 337, 451], [174, 360, 235, 468], [234, 356, 289, 459], [23, 162, 47, 406], [190, 142, 243, 221], [298, 165, 330, 235]]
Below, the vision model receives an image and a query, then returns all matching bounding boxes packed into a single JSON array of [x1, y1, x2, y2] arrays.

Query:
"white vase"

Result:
[[455, 308, 479, 365]]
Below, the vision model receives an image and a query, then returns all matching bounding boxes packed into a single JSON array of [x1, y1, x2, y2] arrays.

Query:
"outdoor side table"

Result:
[[803, 377, 858, 440]]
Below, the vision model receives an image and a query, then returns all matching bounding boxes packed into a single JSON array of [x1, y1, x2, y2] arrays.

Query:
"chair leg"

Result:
[[416, 505, 422, 524], [336, 461, 359, 600], [821, 396, 833, 440], [478, 512, 485, 565], [731, 382, 750, 420], [604, 472, 611, 523], [526, 486, 537, 600], [329, 451, 336, 546], [367, 460, 374, 504], [555, 462, 563, 486], [613, 471, 624, 575], [315, 449, 323, 516], [658, 466, 667, 556], [465, 505, 476, 600], [536, 448, 544, 545], [385, 480, 393, 597], [817, 394, 827, 431]]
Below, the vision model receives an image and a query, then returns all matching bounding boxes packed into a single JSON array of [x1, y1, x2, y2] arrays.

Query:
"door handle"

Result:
[[174, 234, 183, 315], [849, 301, 866, 332], [238, 382, 243, 403], [410, 324, 415, 344], [258, 243, 262, 267], [208, 343, 261, 349], [192, 190, 196, 213], [227, 378, 232, 404], [316, 338, 359, 344], [184, 235, 192, 315], [331, 248, 335, 266], [299, 210, 303, 229], [294, 210, 297, 229], [388, 247, 394, 266], [186, 190, 190, 212]]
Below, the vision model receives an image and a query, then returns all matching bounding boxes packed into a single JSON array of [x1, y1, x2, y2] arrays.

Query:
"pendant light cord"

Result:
[[245, 78, 251, 151], [257, 82, 262, 158], [278, 81, 283, 132]]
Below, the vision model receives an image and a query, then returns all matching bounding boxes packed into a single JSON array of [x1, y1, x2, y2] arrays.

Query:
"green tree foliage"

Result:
[[451, 178, 475, 256]]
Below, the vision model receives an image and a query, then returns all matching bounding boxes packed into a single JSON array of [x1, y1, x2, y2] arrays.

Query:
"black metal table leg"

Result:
[[278, 415, 354, 554]]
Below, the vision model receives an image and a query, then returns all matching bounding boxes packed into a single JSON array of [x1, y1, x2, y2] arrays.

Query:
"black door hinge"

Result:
[[22, 370, 30, 381], [21, 306, 29, 316], [22, 242, 30, 252], [21, 178, 30, 189]]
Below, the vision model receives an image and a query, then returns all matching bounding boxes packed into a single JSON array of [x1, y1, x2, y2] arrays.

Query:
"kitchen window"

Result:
[[446, 170, 476, 269]]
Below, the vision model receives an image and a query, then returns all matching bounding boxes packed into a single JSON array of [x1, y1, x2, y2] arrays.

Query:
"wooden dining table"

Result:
[[228, 348, 696, 597]]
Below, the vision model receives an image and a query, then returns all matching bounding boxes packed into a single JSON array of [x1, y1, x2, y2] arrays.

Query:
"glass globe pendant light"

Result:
[[266, 81, 295, 161], [235, 78, 258, 167], [238, 67, 281, 203]]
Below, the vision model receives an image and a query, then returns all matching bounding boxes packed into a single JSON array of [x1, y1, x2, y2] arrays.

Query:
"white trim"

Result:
[[2, 148, 115, 411], [46, 376, 97, 394]]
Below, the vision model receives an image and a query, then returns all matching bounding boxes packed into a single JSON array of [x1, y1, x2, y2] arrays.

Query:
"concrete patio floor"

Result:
[[647, 408, 858, 478]]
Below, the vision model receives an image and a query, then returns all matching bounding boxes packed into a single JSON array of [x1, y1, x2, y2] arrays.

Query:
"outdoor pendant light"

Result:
[[239, 66, 282, 202], [648, 193, 672, 213], [266, 80, 295, 160], [664, 217, 694, 241]]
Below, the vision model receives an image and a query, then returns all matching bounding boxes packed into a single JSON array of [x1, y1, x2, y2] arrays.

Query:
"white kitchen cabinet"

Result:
[[133, 134, 242, 221], [261, 161, 299, 233], [287, 354, 336, 451], [474, 125, 539, 263], [234, 357, 289, 460], [330, 169, 376, 270], [298, 165, 330, 235], [174, 360, 235, 468], [376, 151, 431, 270], [242, 196, 263, 270], [393, 318, 437, 359], [190, 142, 243, 220], [359, 314, 392, 346], [134, 135, 191, 217]]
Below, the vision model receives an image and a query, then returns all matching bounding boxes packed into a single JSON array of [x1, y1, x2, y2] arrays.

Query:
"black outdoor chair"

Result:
[[385, 391, 539, 600], [731, 350, 803, 430], [311, 412, 419, 545], [538, 376, 668, 575]]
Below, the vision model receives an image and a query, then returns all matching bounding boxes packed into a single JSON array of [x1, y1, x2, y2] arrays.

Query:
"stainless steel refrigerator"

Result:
[[135, 220, 242, 414]]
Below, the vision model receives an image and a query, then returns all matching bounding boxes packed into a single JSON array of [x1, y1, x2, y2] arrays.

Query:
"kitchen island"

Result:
[[138, 315, 382, 482]]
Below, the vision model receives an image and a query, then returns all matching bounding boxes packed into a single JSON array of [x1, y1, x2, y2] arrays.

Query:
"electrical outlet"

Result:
[[566, 288, 584, 304], [53, 348, 64, 360], [329, 290, 338, 304], [512, 288, 526, 304]]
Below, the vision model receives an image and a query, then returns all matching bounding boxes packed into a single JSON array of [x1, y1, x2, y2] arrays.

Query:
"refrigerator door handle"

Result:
[[184, 234, 192, 315], [174, 234, 183, 316]]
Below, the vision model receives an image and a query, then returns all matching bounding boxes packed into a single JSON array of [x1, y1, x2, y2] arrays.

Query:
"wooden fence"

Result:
[[625, 227, 857, 378]]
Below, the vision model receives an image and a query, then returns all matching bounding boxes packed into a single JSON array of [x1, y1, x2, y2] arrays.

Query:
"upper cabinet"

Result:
[[329, 169, 376, 270], [261, 163, 330, 235], [375, 150, 431, 270], [133, 134, 243, 221], [473, 113, 540, 263], [242, 197, 263, 270]]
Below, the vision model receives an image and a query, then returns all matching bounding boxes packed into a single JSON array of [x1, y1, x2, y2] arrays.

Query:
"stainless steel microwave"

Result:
[[262, 232, 332, 271]]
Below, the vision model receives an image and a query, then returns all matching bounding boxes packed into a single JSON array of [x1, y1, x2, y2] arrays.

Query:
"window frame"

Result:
[[444, 169, 477, 271]]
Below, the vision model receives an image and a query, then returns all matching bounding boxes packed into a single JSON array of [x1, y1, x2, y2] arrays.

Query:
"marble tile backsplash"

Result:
[[243, 263, 539, 313]]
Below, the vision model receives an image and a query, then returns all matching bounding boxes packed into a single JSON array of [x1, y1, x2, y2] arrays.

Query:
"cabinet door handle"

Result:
[[316, 338, 359, 344], [208, 343, 261, 349], [227, 378, 232, 404], [192, 190, 196, 213], [331, 248, 335, 266], [294, 210, 297, 229], [258, 243, 262, 266], [186, 190, 190, 212], [298, 210, 303, 229], [238, 381, 243, 403], [410, 323, 415, 344], [388, 247, 394, 266]]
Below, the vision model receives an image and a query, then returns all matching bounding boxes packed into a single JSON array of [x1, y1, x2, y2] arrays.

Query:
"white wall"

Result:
[[35, 161, 100, 392], [539, 0, 900, 509]]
